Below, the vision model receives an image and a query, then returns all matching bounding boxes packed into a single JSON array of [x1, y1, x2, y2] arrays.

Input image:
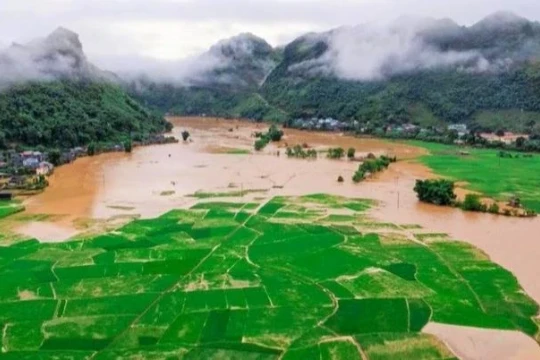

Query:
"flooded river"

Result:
[[18, 116, 540, 359]]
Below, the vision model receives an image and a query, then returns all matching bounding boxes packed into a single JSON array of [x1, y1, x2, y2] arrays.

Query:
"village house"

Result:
[[480, 132, 529, 145], [21, 151, 44, 169], [22, 157, 40, 169], [448, 124, 468, 138], [36, 162, 54, 176]]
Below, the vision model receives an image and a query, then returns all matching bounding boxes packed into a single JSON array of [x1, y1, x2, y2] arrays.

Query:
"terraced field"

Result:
[[0, 194, 538, 359]]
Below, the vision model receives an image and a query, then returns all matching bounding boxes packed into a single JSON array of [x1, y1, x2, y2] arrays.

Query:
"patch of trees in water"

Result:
[[353, 155, 397, 183], [253, 125, 284, 151], [414, 179, 537, 217]]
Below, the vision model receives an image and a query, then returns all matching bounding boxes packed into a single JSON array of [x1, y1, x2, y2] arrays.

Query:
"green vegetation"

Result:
[[181, 131, 190, 142], [0, 201, 24, 219], [187, 189, 268, 199], [353, 156, 396, 183], [413, 179, 457, 206], [411, 141, 540, 212], [0, 81, 172, 149], [225, 148, 250, 155], [253, 125, 284, 151], [347, 148, 356, 159], [285, 145, 317, 159], [123, 140, 132, 153], [0, 194, 537, 358], [460, 194, 485, 212], [327, 147, 345, 159]]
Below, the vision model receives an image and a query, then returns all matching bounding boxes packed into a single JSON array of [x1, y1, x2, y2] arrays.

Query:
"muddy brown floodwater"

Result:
[[18, 116, 540, 359]]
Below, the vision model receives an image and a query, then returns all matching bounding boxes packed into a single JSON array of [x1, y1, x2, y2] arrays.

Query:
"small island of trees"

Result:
[[253, 125, 284, 151], [353, 155, 396, 183], [413, 179, 536, 217]]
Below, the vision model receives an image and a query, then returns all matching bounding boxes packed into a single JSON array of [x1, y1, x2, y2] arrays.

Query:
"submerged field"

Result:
[[0, 194, 538, 359], [409, 141, 540, 211]]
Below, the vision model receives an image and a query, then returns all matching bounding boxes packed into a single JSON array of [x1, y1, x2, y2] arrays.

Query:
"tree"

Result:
[[48, 149, 61, 166], [352, 170, 365, 183], [327, 148, 345, 159], [124, 140, 133, 153], [267, 125, 284, 142], [413, 179, 456, 206], [87, 142, 97, 156], [181, 131, 190, 142], [516, 136, 526, 148], [496, 129, 505, 137], [254, 139, 267, 151], [347, 148, 356, 159]]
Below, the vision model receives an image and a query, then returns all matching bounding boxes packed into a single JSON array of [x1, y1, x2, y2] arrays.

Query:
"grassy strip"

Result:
[[410, 141, 540, 212], [0, 201, 25, 220]]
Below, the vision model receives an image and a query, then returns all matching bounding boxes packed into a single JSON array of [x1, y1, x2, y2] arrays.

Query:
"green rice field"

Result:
[[410, 141, 540, 211], [0, 194, 538, 359], [0, 201, 24, 220]]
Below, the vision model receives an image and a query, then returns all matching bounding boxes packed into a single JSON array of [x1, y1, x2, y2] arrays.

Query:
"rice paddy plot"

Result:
[[410, 141, 540, 212], [0, 194, 537, 358]]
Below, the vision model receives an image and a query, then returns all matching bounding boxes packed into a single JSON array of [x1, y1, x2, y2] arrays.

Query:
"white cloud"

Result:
[[0, 0, 538, 70]]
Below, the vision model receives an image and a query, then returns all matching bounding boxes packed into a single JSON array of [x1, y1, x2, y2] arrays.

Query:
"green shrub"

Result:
[[488, 203, 500, 214], [413, 179, 456, 206], [286, 145, 317, 159], [181, 131, 190, 142], [267, 124, 284, 142], [352, 155, 395, 183], [461, 194, 486, 212], [123, 140, 133, 153], [254, 138, 269, 151], [352, 171, 365, 183], [347, 148, 356, 159], [253, 125, 283, 151], [88, 143, 96, 156], [327, 148, 345, 159]]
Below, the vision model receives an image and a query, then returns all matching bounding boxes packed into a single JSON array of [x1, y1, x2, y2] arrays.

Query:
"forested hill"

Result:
[[0, 28, 171, 149], [0, 81, 171, 148], [131, 12, 540, 134]]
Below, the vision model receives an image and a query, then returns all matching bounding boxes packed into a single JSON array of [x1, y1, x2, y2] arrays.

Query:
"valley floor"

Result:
[[1, 117, 539, 359]]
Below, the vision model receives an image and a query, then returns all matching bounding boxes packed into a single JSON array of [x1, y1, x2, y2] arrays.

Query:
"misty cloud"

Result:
[[119, 33, 277, 88], [289, 21, 492, 81], [0, 27, 111, 86]]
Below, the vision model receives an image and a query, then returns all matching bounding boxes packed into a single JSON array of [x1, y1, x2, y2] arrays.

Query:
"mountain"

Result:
[[0, 28, 170, 149], [0, 27, 117, 86], [200, 33, 281, 89], [127, 33, 285, 121], [132, 12, 540, 133]]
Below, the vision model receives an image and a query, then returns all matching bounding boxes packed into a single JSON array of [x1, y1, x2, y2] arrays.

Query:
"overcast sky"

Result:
[[1, 0, 539, 69]]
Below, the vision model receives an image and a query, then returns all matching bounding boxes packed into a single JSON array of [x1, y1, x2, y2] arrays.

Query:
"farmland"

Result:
[[0, 201, 24, 220], [410, 141, 540, 212], [0, 194, 537, 359]]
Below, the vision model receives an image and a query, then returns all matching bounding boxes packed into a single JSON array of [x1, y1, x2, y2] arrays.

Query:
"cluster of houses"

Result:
[[289, 118, 351, 131], [374, 122, 529, 146], [0, 151, 54, 175], [0, 151, 54, 192], [0, 134, 178, 194]]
